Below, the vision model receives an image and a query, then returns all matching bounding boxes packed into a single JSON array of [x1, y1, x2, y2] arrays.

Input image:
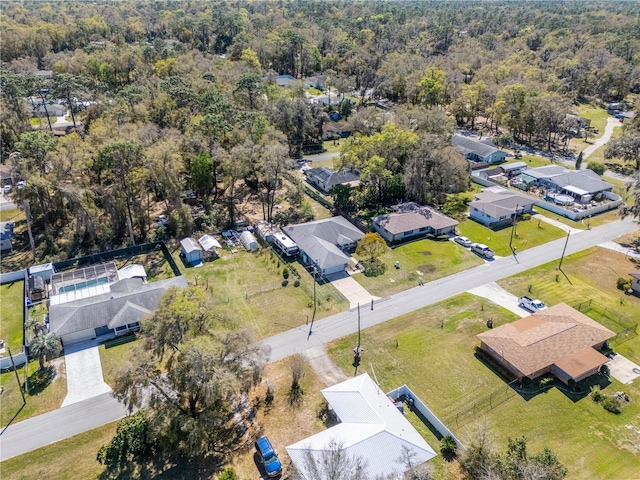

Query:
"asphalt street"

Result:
[[0, 216, 637, 461]]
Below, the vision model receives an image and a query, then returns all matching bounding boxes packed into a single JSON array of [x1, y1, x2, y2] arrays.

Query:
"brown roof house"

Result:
[[372, 203, 458, 243], [477, 303, 614, 385]]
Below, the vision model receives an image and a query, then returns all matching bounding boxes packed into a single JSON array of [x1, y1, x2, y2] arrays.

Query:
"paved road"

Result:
[[0, 192, 17, 211], [1, 217, 637, 461]]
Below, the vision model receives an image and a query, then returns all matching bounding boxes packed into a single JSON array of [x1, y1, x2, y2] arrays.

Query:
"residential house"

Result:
[[180, 237, 203, 266], [322, 122, 351, 140], [452, 134, 507, 164], [305, 167, 360, 194], [499, 161, 528, 177], [0, 221, 14, 251], [522, 166, 613, 203], [286, 373, 437, 479], [373, 203, 458, 243], [630, 269, 640, 294], [477, 303, 614, 385], [283, 216, 364, 277], [304, 75, 327, 90], [262, 74, 297, 87], [469, 187, 537, 228], [48, 263, 187, 345]]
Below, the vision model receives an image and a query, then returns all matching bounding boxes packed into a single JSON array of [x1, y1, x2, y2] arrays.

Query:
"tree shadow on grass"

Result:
[[27, 366, 55, 396], [99, 451, 227, 480], [555, 373, 611, 403]]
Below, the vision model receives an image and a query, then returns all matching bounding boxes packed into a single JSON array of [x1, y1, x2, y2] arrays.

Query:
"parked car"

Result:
[[518, 296, 547, 312], [3, 184, 12, 194], [255, 436, 282, 478], [470, 243, 495, 259], [16, 180, 26, 190], [454, 236, 472, 248]]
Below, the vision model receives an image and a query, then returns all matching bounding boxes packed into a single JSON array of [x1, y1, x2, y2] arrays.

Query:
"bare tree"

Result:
[[288, 353, 306, 406], [291, 439, 369, 480]]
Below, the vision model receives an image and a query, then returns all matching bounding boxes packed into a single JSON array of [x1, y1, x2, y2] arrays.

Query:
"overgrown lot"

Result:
[[175, 248, 346, 339], [456, 215, 566, 257], [353, 237, 484, 297], [328, 292, 640, 480]]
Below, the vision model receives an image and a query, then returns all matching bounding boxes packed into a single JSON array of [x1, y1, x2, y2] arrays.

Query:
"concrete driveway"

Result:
[[61, 340, 112, 407], [607, 353, 640, 384], [468, 282, 529, 318], [326, 272, 379, 309]]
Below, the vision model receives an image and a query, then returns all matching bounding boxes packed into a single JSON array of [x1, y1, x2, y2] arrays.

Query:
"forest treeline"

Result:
[[1, 0, 639, 260]]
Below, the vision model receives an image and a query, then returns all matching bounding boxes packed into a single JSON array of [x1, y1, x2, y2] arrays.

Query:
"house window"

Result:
[[115, 325, 127, 332], [419, 227, 428, 232]]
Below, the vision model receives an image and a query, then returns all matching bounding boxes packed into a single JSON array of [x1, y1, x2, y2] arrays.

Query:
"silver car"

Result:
[[454, 236, 472, 248]]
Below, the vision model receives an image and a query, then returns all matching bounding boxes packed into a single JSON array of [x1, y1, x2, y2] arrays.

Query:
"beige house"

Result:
[[373, 203, 458, 243], [477, 303, 614, 385]]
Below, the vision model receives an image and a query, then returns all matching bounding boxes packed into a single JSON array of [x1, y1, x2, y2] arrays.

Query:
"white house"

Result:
[[469, 187, 537, 229], [286, 373, 437, 479]]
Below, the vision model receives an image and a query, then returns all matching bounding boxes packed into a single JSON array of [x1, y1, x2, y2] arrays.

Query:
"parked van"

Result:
[[471, 243, 495, 259]]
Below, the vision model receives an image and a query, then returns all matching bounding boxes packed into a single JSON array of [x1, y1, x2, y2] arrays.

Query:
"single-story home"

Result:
[[373, 203, 458, 243], [630, 269, 640, 294], [322, 122, 351, 140], [286, 373, 437, 479], [305, 167, 360, 194], [262, 74, 297, 87], [452, 134, 507, 164], [469, 187, 537, 228], [180, 237, 203, 266], [477, 303, 614, 385], [499, 161, 528, 177], [0, 221, 14, 251], [283, 216, 364, 277], [48, 272, 187, 345], [522, 166, 613, 202]]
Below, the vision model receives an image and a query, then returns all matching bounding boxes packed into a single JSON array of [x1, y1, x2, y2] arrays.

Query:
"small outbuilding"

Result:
[[240, 231, 259, 251], [180, 237, 203, 266], [28, 275, 47, 302], [28, 263, 55, 283]]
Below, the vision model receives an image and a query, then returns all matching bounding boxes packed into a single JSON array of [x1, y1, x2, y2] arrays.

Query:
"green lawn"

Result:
[[175, 248, 346, 339], [328, 292, 640, 480], [353, 238, 484, 297], [576, 105, 610, 137], [518, 155, 555, 168], [497, 247, 640, 356], [99, 338, 140, 388], [456, 215, 566, 257], [0, 281, 25, 352]]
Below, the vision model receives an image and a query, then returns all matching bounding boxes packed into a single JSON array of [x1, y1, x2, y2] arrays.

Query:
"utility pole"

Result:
[[308, 263, 318, 340], [23, 200, 36, 260], [509, 204, 518, 256], [558, 231, 570, 271]]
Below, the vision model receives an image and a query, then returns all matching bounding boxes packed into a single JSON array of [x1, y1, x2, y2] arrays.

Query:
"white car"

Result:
[[454, 236, 472, 248], [3, 185, 12, 194], [16, 180, 26, 190]]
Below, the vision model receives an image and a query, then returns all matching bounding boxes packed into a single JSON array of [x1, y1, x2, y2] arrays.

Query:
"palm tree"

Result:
[[24, 316, 44, 342], [29, 333, 62, 370]]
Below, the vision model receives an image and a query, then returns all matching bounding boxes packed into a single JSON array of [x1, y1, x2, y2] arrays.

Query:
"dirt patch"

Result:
[[417, 265, 436, 274], [421, 251, 432, 256]]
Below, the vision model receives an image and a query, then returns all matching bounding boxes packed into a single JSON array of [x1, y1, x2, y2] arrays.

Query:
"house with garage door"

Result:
[[283, 216, 364, 277], [477, 303, 614, 386], [373, 203, 458, 243], [469, 187, 537, 229], [48, 262, 187, 345]]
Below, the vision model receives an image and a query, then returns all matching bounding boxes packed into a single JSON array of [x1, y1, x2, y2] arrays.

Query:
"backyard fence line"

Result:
[[0, 269, 26, 285], [449, 381, 518, 428], [573, 299, 638, 345]]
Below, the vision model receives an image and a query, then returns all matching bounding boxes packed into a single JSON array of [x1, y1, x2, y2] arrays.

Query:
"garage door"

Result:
[[62, 328, 95, 346]]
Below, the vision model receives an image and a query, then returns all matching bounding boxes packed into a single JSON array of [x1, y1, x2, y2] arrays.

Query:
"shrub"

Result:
[[602, 395, 622, 413], [283, 267, 290, 279], [440, 436, 458, 459], [617, 277, 630, 290], [590, 385, 605, 403], [219, 468, 239, 480], [293, 280, 300, 287], [362, 258, 387, 277]]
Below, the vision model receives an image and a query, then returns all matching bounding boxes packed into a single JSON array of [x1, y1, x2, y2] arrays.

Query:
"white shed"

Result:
[[240, 231, 259, 251]]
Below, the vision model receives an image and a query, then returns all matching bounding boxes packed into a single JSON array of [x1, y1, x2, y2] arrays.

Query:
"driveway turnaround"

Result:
[[607, 353, 640, 384], [468, 282, 529, 318], [61, 340, 112, 407], [326, 272, 379, 309]]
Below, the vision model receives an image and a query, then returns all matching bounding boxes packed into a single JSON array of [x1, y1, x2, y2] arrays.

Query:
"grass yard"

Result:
[[456, 216, 566, 257], [0, 421, 117, 480], [99, 337, 140, 388], [0, 358, 67, 427], [0, 280, 25, 352], [576, 105, 610, 137], [327, 292, 640, 480], [321, 139, 343, 154], [353, 238, 484, 297], [497, 247, 640, 356], [175, 248, 346, 339], [518, 155, 556, 168]]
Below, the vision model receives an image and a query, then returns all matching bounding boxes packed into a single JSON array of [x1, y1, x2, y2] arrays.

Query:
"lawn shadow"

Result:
[[554, 373, 612, 403], [27, 365, 55, 396], [98, 451, 227, 480]]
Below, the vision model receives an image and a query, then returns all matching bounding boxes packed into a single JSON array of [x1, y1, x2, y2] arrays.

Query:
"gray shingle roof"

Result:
[[373, 205, 458, 234], [49, 275, 188, 336], [306, 167, 360, 188], [452, 134, 504, 159], [469, 189, 537, 218], [524, 166, 613, 194], [283, 217, 364, 271]]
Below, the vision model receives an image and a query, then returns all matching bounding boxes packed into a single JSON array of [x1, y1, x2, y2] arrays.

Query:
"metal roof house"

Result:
[[283, 216, 364, 277], [373, 203, 458, 243], [286, 373, 437, 479], [477, 303, 614, 385], [469, 187, 537, 229], [49, 274, 187, 345], [305, 167, 360, 194], [180, 237, 203, 266], [452, 134, 507, 164]]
